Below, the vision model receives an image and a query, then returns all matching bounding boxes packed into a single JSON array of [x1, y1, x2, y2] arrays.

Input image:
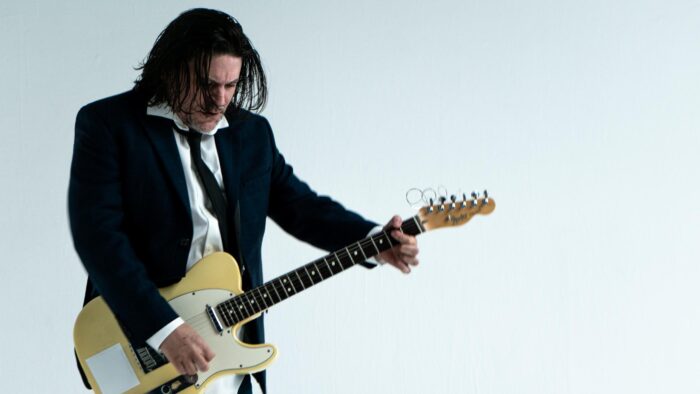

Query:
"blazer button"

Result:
[[179, 238, 191, 247]]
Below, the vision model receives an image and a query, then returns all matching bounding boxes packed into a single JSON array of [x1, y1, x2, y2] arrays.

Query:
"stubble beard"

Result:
[[183, 112, 223, 134]]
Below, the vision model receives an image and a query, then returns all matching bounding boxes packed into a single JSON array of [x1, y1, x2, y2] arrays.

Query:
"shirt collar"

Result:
[[146, 102, 229, 135]]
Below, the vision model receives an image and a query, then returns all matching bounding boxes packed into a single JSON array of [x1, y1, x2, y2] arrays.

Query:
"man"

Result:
[[69, 8, 419, 394]]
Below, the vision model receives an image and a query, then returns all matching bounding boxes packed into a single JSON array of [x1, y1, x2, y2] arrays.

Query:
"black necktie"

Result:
[[183, 131, 230, 251]]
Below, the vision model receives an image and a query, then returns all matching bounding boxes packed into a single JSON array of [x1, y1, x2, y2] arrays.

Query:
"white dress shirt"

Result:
[[145, 104, 259, 393]]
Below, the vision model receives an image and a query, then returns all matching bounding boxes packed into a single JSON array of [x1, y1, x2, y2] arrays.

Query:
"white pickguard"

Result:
[[168, 289, 275, 390]]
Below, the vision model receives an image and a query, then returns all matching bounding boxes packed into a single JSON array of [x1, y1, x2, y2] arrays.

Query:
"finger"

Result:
[[202, 345, 216, 362], [399, 244, 419, 256], [194, 353, 210, 372], [174, 362, 188, 376], [387, 259, 411, 274], [391, 231, 416, 245], [183, 361, 197, 376], [384, 215, 402, 230]]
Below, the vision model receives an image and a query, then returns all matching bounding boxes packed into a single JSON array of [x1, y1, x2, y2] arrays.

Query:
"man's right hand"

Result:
[[160, 323, 216, 376]]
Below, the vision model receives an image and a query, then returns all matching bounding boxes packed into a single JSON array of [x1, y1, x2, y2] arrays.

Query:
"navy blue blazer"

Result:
[[69, 90, 376, 389]]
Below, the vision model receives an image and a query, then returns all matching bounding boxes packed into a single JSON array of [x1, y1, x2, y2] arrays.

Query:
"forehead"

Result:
[[208, 54, 242, 82]]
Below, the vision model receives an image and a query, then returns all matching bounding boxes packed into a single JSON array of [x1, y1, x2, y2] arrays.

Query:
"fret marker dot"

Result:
[[250, 300, 255, 304], [311, 271, 316, 275], [331, 261, 336, 265], [263, 294, 268, 298], [287, 288, 291, 292], [379, 240, 383, 244], [283, 279, 287, 283], [354, 251, 358, 255], [239, 306, 243, 309]]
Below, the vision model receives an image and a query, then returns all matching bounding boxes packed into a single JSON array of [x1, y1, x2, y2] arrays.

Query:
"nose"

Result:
[[212, 86, 227, 107]]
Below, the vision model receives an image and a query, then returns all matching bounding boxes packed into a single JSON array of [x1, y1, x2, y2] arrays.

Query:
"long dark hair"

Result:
[[134, 8, 267, 114]]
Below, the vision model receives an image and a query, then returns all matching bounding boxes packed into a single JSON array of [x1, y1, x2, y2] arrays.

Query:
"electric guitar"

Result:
[[74, 193, 495, 393]]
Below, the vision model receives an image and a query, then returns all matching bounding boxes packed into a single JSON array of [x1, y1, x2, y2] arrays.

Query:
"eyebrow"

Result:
[[208, 78, 239, 86]]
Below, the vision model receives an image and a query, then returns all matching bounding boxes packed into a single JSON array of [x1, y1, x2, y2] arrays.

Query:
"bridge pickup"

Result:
[[206, 304, 224, 334]]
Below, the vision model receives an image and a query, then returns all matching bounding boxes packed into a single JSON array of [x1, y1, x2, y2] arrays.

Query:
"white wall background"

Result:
[[1, 0, 699, 393]]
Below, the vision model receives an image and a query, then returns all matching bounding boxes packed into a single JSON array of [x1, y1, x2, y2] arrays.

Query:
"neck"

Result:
[[214, 217, 425, 328]]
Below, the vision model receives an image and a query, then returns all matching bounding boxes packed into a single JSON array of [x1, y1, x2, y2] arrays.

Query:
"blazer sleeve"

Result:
[[68, 104, 178, 344], [262, 118, 379, 259]]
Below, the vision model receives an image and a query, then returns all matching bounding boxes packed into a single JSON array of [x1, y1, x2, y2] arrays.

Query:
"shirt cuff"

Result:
[[366, 225, 385, 266], [146, 317, 185, 350]]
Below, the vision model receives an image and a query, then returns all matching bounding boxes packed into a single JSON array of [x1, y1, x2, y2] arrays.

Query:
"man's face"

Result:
[[178, 54, 242, 133]]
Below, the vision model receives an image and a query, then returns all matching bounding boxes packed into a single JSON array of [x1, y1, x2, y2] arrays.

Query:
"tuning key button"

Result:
[[483, 189, 489, 205], [437, 196, 446, 211], [428, 198, 434, 213], [461, 193, 468, 208]]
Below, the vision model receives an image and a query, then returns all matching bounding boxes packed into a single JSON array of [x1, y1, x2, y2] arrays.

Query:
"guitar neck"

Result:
[[214, 216, 425, 328]]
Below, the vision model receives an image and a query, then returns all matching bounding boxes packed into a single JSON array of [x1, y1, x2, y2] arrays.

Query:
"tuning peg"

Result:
[[428, 198, 434, 213], [461, 193, 468, 208], [471, 191, 479, 207], [483, 189, 489, 205], [438, 196, 446, 212], [449, 195, 456, 210]]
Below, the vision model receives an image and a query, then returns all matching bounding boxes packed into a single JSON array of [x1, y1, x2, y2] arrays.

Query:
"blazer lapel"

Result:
[[140, 115, 191, 214]]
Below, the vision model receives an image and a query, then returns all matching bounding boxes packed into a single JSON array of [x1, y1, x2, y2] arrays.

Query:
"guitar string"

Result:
[[181, 220, 421, 331]]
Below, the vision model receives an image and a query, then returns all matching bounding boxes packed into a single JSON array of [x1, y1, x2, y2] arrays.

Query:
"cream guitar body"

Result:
[[74, 253, 276, 394], [74, 194, 495, 393]]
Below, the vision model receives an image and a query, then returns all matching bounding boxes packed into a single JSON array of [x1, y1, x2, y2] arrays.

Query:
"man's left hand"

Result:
[[377, 215, 420, 273]]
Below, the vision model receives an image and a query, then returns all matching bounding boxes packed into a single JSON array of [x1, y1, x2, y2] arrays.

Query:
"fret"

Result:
[[327, 255, 342, 275], [257, 286, 275, 309], [267, 282, 283, 304], [369, 236, 380, 255], [275, 278, 289, 299], [232, 297, 250, 320], [221, 300, 241, 324], [332, 252, 345, 271], [345, 247, 356, 264], [355, 241, 368, 260], [335, 251, 353, 270], [246, 293, 260, 315], [253, 287, 268, 310], [282, 275, 297, 295], [320, 257, 334, 277], [222, 302, 235, 324], [312, 260, 331, 283], [300, 266, 315, 287], [294, 270, 308, 290], [360, 239, 376, 259], [410, 216, 423, 234], [375, 231, 394, 251], [304, 265, 319, 285], [241, 294, 257, 317], [216, 304, 234, 327]]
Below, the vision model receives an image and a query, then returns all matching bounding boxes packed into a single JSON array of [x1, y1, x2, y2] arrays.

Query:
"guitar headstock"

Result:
[[417, 190, 495, 231]]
